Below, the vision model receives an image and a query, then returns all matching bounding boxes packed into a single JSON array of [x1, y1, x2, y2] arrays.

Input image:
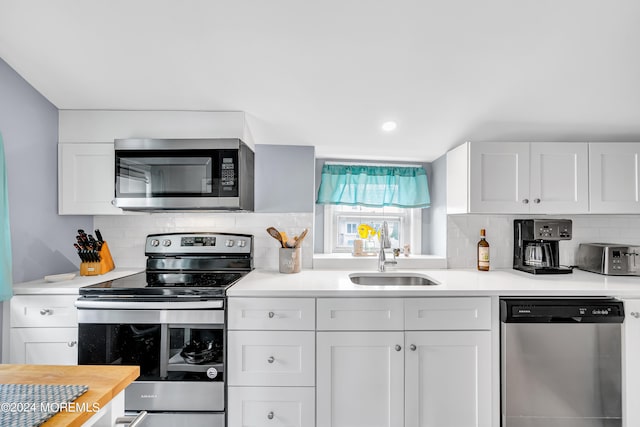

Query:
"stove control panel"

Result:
[[145, 233, 253, 254]]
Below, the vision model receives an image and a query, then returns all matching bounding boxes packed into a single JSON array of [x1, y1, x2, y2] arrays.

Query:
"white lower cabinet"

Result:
[[9, 327, 78, 365], [228, 387, 315, 427], [316, 297, 493, 427], [6, 294, 79, 365], [404, 331, 491, 427], [228, 296, 493, 427], [316, 331, 405, 427], [227, 297, 317, 427]]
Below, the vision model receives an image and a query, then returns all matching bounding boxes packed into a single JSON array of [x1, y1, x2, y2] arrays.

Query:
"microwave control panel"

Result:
[[218, 150, 238, 195]]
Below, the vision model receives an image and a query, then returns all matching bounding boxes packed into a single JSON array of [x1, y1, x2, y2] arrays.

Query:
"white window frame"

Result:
[[323, 204, 422, 254]]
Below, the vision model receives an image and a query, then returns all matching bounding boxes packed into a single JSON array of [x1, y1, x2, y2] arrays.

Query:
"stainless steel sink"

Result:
[[349, 272, 440, 286]]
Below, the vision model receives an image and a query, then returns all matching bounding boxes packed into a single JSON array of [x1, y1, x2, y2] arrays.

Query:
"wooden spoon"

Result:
[[294, 228, 309, 248], [266, 227, 285, 248]]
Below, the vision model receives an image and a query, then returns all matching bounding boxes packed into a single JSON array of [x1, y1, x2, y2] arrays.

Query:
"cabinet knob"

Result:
[[522, 199, 529, 204], [533, 198, 541, 204], [67, 341, 77, 347], [267, 411, 274, 420], [395, 345, 402, 351], [40, 309, 52, 316], [267, 356, 275, 364], [268, 311, 275, 318], [631, 312, 640, 318], [410, 344, 417, 351]]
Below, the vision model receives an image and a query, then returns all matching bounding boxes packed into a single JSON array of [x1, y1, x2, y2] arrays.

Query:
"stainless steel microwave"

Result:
[[114, 138, 254, 211]]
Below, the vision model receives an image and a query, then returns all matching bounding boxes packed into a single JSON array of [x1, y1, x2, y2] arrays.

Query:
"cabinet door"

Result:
[[590, 143, 640, 213], [316, 332, 404, 427], [405, 331, 491, 427], [58, 143, 122, 215], [530, 142, 589, 213], [469, 142, 530, 213], [624, 299, 640, 427], [10, 328, 78, 365]]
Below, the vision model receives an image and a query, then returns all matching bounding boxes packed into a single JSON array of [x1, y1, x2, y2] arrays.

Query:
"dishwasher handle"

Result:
[[500, 299, 625, 323]]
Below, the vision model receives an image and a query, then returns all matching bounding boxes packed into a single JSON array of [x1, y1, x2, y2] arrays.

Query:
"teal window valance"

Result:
[[0, 133, 13, 301], [316, 164, 431, 208]]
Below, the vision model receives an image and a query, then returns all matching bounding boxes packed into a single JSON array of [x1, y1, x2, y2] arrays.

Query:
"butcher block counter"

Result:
[[0, 364, 139, 427]]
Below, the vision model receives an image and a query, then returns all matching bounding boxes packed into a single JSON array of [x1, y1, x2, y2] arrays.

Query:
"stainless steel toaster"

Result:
[[577, 243, 640, 275]]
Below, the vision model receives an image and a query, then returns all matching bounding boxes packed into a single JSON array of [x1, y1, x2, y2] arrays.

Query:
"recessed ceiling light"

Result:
[[381, 121, 397, 132]]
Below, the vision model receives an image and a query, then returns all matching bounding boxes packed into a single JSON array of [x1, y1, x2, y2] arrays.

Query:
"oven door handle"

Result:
[[75, 299, 224, 310]]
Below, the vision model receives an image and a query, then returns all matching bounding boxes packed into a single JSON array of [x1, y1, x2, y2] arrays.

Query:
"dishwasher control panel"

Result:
[[501, 299, 625, 323]]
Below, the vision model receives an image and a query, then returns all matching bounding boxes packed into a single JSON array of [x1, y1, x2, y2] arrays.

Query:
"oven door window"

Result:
[[115, 150, 238, 197], [78, 324, 224, 382], [168, 326, 224, 382], [78, 324, 162, 380]]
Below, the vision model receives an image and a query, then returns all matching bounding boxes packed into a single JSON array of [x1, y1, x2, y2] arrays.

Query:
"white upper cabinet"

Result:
[[448, 141, 589, 214], [529, 142, 589, 213], [589, 143, 640, 213], [58, 143, 122, 215], [468, 142, 530, 213]]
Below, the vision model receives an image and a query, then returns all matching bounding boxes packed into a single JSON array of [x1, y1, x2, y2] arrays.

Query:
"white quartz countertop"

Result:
[[226, 268, 640, 297], [11, 268, 144, 295]]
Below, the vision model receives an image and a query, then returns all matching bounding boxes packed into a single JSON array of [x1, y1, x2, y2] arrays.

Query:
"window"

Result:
[[316, 162, 429, 255], [324, 204, 422, 253]]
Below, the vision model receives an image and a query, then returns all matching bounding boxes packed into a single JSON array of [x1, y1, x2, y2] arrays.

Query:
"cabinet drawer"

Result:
[[10, 295, 78, 327], [228, 331, 315, 386], [404, 297, 491, 330], [228, 298, 315, 330], [317, 298, 404, 330], [228, 386, 315, 427]]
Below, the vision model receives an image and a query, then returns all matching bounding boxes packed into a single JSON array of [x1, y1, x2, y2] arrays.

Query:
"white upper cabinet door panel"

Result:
[[58, 143, 123, 215], [590, 143, 640, 213], [469, 142, 530, 213], [529, 143, 589, 213]]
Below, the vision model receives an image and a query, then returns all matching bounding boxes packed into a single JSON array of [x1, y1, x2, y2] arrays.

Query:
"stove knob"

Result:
[[150, 239, 160, 247], [162, 239, 172, 247], [238, 240, 246, 248], [225, 240, 235, 247]]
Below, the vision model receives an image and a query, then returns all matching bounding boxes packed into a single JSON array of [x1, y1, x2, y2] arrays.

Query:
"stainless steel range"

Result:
[[76, 232, 253, 427]]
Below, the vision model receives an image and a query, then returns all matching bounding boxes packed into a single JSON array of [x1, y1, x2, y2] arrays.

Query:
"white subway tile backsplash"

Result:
[[95, 212, 313, 270], [447, 214, 640, 269]]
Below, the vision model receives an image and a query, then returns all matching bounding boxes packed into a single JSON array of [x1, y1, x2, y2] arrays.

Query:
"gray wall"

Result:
[[0, 58, 92, 283], [255, 144, 315, 212], [313, 159, 437, 254]]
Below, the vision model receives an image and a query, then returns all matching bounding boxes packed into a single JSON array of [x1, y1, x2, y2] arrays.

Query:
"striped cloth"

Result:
[[0, 384, 89, 427]]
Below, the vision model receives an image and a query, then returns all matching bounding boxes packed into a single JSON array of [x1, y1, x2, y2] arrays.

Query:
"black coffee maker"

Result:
[[513, 219, 573, 274]]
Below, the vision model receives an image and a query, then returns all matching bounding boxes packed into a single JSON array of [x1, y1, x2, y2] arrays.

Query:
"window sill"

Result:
[[312, 253, 447, 270]]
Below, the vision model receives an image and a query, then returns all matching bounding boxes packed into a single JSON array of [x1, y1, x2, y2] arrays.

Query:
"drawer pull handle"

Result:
[[395, 345, 402, 351], [409, 344, 417, 351], [67, 341, 77, 347], [533, 198, 541, 204], [522, 199, 529, 204], [631, 312, 640, 319], [267, 411, 274, 420], [267, 356, 275, 364], [268, 311, 275, 318], [40, 309, 52, 316]]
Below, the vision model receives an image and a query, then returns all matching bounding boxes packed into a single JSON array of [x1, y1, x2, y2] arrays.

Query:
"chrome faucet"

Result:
[[378, 221, 397, 272]]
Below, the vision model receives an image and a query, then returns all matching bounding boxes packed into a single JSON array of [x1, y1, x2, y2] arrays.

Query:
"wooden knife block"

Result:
[[80, 241, 116, 276]]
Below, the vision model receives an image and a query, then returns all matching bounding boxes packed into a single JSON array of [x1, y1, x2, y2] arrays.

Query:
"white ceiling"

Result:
[[1, 0, 640, 162]]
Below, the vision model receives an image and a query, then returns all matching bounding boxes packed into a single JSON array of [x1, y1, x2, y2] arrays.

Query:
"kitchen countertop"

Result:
[[226, 268, 640, 297], [0, 364, 139, 427], [11, 268, 144, 295], [12, 266, 640, 298]]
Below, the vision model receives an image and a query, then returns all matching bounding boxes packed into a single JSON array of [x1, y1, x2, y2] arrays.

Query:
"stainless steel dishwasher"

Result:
[[500, 298, 624, 427]]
